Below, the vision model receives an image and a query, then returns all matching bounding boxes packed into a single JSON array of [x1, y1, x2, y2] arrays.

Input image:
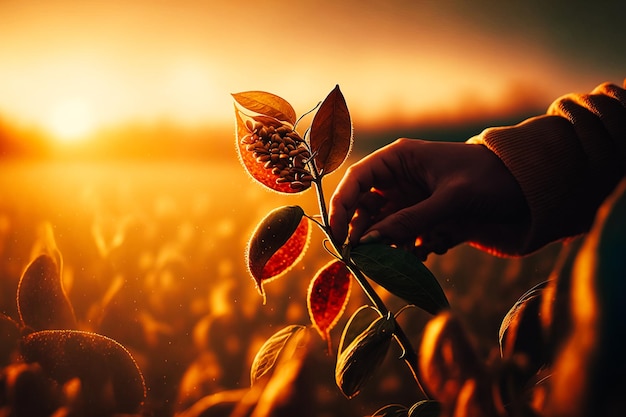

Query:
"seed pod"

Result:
[[335, 314, 395, 399], [276, 125, 291, 135]]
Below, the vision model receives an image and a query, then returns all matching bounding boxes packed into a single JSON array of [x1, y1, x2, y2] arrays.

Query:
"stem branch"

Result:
[[310, 173, 428, 399]]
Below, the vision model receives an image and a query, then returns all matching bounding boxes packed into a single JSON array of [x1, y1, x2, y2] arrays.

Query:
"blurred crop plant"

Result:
[[0, 224, 146, 417]]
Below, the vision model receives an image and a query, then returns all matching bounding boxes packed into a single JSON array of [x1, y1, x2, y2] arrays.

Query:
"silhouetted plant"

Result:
[[232, 86, 449, 413]]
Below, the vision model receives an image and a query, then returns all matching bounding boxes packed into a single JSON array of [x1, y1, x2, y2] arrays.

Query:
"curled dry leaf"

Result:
[[309, 85, 352, 176], [235, 109, 312, 194], [307, 259, 353, 342], [247, 206, 310, 302], [249, 324, 308, 386], [335, 314, 395, 399], [21, 330, 146, 414], [17, 253, 77, 331], [232, 91, 297, 125]]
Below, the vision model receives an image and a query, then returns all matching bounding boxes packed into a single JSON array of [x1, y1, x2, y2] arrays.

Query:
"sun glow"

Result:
[[45, 98, 96, 143]]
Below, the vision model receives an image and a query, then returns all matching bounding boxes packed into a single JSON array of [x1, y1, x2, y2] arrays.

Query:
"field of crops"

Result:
[[0, 159, 563, 417]]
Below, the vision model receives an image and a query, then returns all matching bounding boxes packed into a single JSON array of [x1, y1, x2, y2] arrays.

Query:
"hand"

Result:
[[328, 138, 531, 258]]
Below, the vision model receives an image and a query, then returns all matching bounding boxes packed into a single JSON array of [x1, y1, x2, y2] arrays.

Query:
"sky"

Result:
[[0, 0, 624, 142]]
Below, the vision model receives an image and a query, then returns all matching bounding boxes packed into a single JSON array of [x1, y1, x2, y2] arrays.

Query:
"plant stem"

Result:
[[311, 175, 429, 399]]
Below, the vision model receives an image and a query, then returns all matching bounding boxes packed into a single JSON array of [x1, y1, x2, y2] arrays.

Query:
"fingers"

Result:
[[329, 152, 398, 244], [360, 189, 455, 246]]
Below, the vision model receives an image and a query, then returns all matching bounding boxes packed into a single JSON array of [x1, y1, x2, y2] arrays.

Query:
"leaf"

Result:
[[499, 280, 549, 374], [371, 404, 410, 417], [21, 330, 146, 414], [408, 400, 442, 417], [338, 305, 382, 356], [309, 85, 352, 175], [335, 314, 395, 399], [17, 253, 77, 331], [247, 206, 310, 302], [234, 108, 310, 194], [307, 260, 353, 342], [232, 91, 297, 125], [350, 243, 449, 315], [250, 324, 308, 386], [418, 313, 484, 405]]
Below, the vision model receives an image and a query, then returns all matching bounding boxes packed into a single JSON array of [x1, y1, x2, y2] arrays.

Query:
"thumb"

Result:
[[361, 193, 451, 245]]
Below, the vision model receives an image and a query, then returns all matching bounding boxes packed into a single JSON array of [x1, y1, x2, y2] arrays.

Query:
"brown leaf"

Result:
[[307, 260, 352, 341], [309, 85, 352, 175], [21, 330, 146, 414], [232, 91, 297, 125], [17, 254, 77, 331], [247, 206, 310, 302]]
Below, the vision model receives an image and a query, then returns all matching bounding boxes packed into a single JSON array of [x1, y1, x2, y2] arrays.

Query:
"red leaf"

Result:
[[232, 91, 297, 125], [309, 85, 352, 175], [234, 108, 312, 194], [307, 260, 353, 341], [247, 206, 311, 302], [17, 254, 77, 331]]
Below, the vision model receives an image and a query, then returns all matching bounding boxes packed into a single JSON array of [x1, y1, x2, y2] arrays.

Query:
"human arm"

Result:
[[328, 80, 626, 258]]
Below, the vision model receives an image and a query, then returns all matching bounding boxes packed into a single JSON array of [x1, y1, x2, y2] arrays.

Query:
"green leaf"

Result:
[[21, 330, 146, 414], [350, 243, 449, 315], [335, 314, 395, 399], [232, 91, 297, 125], [371, 404, 410, 417], [250, 324, 308, 386], [309, 85, 352, 175], [408, 400, 441, 417]]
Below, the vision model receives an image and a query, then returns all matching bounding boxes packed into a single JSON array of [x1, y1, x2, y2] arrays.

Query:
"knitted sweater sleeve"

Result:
[[468, 81, 626, 254]]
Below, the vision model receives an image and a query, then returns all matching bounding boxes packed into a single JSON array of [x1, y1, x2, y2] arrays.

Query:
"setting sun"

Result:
[[45, 98, 95, 142]]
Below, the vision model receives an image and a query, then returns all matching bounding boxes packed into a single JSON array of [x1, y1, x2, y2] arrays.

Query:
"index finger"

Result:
[[328, 151, 398, 244]]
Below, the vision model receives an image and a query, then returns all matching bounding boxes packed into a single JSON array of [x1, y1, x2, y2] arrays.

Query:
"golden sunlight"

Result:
[[45, 97, 96, 142]]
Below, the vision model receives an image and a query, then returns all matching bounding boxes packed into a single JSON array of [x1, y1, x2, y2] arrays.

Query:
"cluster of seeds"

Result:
[[243, 119, 314, 190]]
